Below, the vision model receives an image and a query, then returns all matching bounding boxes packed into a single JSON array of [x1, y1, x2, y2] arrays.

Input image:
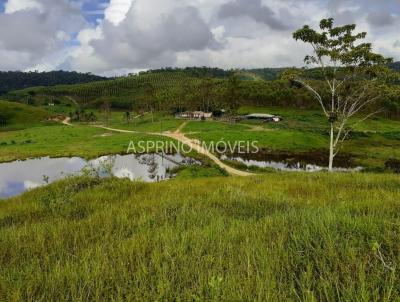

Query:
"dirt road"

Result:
[[163, 131, 253, 176], [62, 117, 73, 126], [93, 124, 254, 177]]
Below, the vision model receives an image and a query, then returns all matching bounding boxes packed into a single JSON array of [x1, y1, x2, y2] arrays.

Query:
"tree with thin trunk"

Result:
[[199, 77, 213, 112], [143, 82, 155, 123], [125, 111, 131, 124], [227, 72, 241, 110], [102, 101, 111, 124], [286, 18, 392, 171]]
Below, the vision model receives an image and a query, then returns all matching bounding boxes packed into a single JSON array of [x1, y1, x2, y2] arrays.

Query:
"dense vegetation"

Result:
[[0, 100, 51, 131], [139, 67, 285, 81], [6, 67, 400, 119], [0, 71, 108, 95], [137, 67, 232, 79], [0, 173, 399, 301]]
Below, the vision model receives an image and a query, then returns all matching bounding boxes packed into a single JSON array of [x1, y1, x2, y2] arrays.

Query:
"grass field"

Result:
[[0, 105, 399, 169], [181, 107, 400, 168], [0, 173, 399, 301], [0, 124, 172, 162], [0, 100, 52, 131]]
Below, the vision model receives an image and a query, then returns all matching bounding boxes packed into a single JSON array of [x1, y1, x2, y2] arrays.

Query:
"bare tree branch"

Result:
[[293, 78, 329, 116]]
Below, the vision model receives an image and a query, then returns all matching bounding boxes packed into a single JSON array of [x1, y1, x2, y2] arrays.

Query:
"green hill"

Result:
[[5, 68, 400, 119], [0, 173, 399, 300], [4, 71, 326, 114], [0, 70, 108, 95], [244, 68, 287, 80], [6, 72, 198, 109], [0, 100, 51, 130]]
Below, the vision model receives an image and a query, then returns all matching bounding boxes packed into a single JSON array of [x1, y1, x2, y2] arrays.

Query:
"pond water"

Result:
[[221, 155, 363, 172], [0, 154, 199, 199]]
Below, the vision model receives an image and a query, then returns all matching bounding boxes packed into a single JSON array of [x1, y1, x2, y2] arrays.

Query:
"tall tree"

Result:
[[199, 77, 214, 112], [102, 101, 111, 124], [227, 72, 241, 110], [142, 82, 156, 123], [287, 18, 392, 171]]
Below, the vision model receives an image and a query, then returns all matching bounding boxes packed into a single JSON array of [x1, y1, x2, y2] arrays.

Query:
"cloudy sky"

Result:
[[0, 0, 399, 75]]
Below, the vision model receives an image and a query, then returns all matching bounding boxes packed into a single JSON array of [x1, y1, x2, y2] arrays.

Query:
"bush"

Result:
[[385, 158, 400, 173]]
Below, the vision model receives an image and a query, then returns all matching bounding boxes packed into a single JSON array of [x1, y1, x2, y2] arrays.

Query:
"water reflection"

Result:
[[0, 154, 199, 199], [221, 155, 362, 172]]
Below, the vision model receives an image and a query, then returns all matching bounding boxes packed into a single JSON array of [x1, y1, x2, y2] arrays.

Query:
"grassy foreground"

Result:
[[0, 173, 399, 301]]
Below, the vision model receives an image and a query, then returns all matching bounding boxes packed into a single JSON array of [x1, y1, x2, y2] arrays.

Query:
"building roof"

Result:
[[246, 113, 277, 118]]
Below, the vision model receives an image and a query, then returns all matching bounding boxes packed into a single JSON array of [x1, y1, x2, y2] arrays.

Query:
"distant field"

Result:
[[0, 173, 399, 301], [0, 104, 399, 169], [175, 106, 399, 168], [237, 105, 400, 132], [0, 124, 172, 162]]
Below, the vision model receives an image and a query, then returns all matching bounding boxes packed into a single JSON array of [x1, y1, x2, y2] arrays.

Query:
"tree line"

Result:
[[0, 71, 108, 95]]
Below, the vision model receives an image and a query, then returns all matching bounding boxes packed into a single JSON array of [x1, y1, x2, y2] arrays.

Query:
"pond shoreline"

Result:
[[0, 153, 201, 199]]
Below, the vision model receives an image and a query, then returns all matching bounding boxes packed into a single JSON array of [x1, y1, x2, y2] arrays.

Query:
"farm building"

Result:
[[176, 111, 213, 120], [245, 113, 282, 122]]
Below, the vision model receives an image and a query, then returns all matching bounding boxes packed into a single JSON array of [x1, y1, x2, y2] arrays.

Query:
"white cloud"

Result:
[[0, 0, 87, 71], [211, 25, 226, 43], [67, 0, 218, 74], [1, 0, 400, 73], [5, 0, 42, 13], [104, 0, 133, 25]]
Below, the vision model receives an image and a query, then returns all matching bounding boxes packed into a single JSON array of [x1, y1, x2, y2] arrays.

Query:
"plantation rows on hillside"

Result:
[[5, 74, 400, 119]]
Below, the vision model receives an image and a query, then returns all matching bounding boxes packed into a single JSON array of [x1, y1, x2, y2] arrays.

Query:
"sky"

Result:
[[0, 0, 399, 76]]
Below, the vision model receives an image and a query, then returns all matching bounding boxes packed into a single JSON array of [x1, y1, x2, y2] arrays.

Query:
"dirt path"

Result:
[[163, 131, 253, 176], [92, 124, 253, 177], [62, 119, 253, 176], [62, 117, 73, 126], [175, 121, 189, 134]]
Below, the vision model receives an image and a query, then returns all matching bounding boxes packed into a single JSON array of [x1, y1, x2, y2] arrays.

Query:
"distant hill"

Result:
[[137, 67, 232, 79], [0, 71, 108, 95], [2, 64, 398, 96], [243, 68, 287, 81], [390, 61, 400, 72], [140, 67, 287, 81]]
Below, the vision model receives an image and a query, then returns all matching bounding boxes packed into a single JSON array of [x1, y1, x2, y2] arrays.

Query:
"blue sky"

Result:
[[0, 0, 108, 23], [80, 0, 108, 24], [0, 0, 399, 75], [0, 0, 5, 12]]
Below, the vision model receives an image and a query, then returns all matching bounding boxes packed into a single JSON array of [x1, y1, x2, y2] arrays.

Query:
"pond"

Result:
[[221, 154, 363, 172], [0, 154, 200, 199]]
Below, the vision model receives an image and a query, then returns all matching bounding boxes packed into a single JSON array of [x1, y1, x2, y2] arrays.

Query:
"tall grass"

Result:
[[0, 173, 399, 301]]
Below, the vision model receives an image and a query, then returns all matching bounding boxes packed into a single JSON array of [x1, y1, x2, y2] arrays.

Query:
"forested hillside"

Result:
[[4, 64, 400, 119], [4, 72, 326, 112], [0, 71, 108, 94]]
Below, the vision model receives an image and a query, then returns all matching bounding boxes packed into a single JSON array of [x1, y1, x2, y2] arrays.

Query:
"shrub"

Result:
[[385, 158, 400, 173]]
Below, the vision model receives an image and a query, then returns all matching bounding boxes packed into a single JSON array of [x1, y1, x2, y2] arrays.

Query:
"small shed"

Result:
[[245, 113, 282, 122], [176, 111, 213, 120]]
